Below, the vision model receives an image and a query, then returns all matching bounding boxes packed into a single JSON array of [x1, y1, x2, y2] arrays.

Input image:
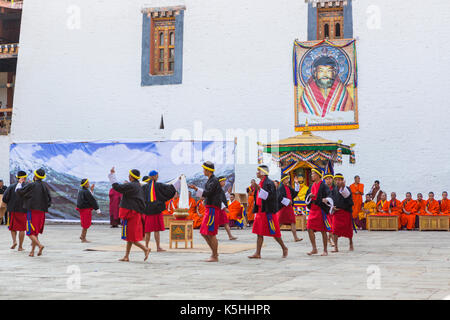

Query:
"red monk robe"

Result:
[[246, 186, 256, 223], [382, 199, 402, 229], [350, 183, 364, 219], [187, 197, 202, 229], [401, 199, 417, 230], [426, 199, 440, 215], [109, 188, 122, 227], [227, 199, 243, 222], [376, 200, 388, 214]]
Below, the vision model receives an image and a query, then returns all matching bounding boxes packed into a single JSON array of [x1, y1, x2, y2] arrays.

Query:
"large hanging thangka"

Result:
[[294, 39, 358, 131]]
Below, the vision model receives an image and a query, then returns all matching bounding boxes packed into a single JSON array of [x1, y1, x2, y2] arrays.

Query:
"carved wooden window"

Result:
[[150, 17, 175, 75], [317, 6, 344, 40]]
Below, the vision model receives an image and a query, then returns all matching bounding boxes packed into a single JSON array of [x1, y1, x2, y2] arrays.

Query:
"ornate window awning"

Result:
[[141, 6, 186, 18], [0, 0, 23, 10], [305, 0, 350, 8]]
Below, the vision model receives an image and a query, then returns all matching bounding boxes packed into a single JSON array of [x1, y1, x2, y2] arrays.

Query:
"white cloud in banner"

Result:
[[45, 144, 159, 182], [10, 144, 44, 173]]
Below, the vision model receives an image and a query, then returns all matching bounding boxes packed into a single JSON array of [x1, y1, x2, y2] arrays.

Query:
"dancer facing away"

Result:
[[108, 167, 150, 262], [276, 173, 303, 242], [76, 178, 101, 243], [248, 165, 288, 259], [329, 173, 354, 252], [305, 167, 330, 256], [2, 170, 28, 251], [16, 168, 51, 257], [142, 170, 178, 251], [189, 161, 223, 262], [218, 176, 237, 240]]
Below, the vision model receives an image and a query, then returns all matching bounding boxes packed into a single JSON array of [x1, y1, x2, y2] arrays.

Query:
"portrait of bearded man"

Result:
[[300, 56, 354, 117]]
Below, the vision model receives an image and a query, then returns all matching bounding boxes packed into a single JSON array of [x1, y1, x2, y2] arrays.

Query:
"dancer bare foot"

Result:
[[282, 247, 288, 258], [10, 243, 17, 250], [18, 247, 24, 252], [37, 246, 44, 256], [331, 249, 339, 253], [29, 252, 34, 257], [307, 249, 318, 256], [205, 256, 218, 262], [248, 254, 261, 259], [157, 248, 166, 252], [294, 238, 303, 242], [321, 251, 328, 256], [229, 236, 238, 241], [349, 245, 354, 251], [144, 248, 151, 261], [119, 257, 130, 262], [81, 239, 91, 243]]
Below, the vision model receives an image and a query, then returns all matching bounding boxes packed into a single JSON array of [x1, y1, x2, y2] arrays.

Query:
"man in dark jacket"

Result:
[[76, 178, 101, 243], [248, 165, 288, 259], [16, 168, 51, 257], [2, 171, 28, 251]]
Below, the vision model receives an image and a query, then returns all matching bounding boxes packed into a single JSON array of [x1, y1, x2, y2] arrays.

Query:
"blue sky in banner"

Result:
[[10, 141, 235, 183]]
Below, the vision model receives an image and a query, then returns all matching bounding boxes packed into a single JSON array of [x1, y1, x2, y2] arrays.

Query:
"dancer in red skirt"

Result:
[[276, 173, 302, 242], [142, 170, 178, 251], [76, 178, 101, 243], [330, 173, 354, 252], [218, 176, 237, 240], [323, 162, 336, 247], [16, 168, 51, 257], [248, 165, 288, 259], [305, 167, 331, 256], [108, 167, 150, 262], [189, 161, 223, 262], [2, 170, 29, 251]]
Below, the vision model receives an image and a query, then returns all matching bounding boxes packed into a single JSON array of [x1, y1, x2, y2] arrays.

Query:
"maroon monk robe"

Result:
[[109, 188, 122, 227]]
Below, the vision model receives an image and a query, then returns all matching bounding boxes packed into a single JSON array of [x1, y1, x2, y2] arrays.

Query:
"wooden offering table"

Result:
[[419, 215, 449, 231], [280, 215, 307, 231], [163, 214, 174, 229], [169, 219, 193, 249], [367, 215, 399, 231]]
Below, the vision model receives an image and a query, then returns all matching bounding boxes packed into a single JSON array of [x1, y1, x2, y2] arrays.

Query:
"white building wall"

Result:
[[3, 0, 450, 196]]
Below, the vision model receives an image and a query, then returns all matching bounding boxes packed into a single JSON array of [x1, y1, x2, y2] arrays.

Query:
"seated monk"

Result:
[[246, 180, 257, 225], [195, 199, 206, 229], [376, 192, 388, 214], [425, 192, 440, 215], [166, 192, 179, 215], [187, 194, 202, 229], [359, 194, 376, 230], [401, 192, 416, 230], [440, 191, 449, 215], [415, 193, 427, 215], [382, 192, 402, 229], [227, 193, 243, 226]]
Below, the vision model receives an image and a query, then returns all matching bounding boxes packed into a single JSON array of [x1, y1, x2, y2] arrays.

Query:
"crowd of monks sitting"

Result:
[[346, 176, 449, 230]]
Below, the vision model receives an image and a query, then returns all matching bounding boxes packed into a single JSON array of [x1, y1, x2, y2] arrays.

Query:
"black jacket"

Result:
[[16, 180, 52, 212], [277, 184, 300, 209], [253, 177, 278, 214], [201, 175, 222, 208], [2, 183, 28, 213], [76, 187, 99, 210], [330, 186, 353, 213], [112, 180, 145, 213], [306, 180, 330, 213], [0, 185, 7, 194], [142, 181, 176, 215]]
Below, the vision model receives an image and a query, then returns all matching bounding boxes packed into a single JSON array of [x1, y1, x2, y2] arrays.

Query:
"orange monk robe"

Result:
[[187, 197, 202, 229], [376, 200, 388, 215], [362, 200, 377, 219], [425, 199, 440, 215], [414, 199, 427, 215], [440, 199, 450, 214], [400, 199, 417, 230], [162, 200, 172, 215], [246, 186, 256, 222], [382, 199, 402, 229], [227, 200, 243, 221], [350, 183, 364, 219], [167, 198, 179, 215]]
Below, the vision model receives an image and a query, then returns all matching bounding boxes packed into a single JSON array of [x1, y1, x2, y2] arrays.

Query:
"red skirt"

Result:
[[76, 208, 92, 229], [331, 209, 353, 239], [119, 208, 143, 242], [277, 205, 296, 225], [27, 210, 46, 236], [200, 205, 220, 236], [218, 208, 229, 225], [9, 212, 27, 231], [143, 213, 165, 233], [307, 204, 327, 232], [252, 212, 281, 238]]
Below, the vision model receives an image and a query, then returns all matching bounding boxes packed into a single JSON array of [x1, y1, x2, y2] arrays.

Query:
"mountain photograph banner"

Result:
[[9, 140, 236, 221]]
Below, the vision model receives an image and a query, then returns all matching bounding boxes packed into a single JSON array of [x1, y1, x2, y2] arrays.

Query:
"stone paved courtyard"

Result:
[[0, 224, 449, 300]]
